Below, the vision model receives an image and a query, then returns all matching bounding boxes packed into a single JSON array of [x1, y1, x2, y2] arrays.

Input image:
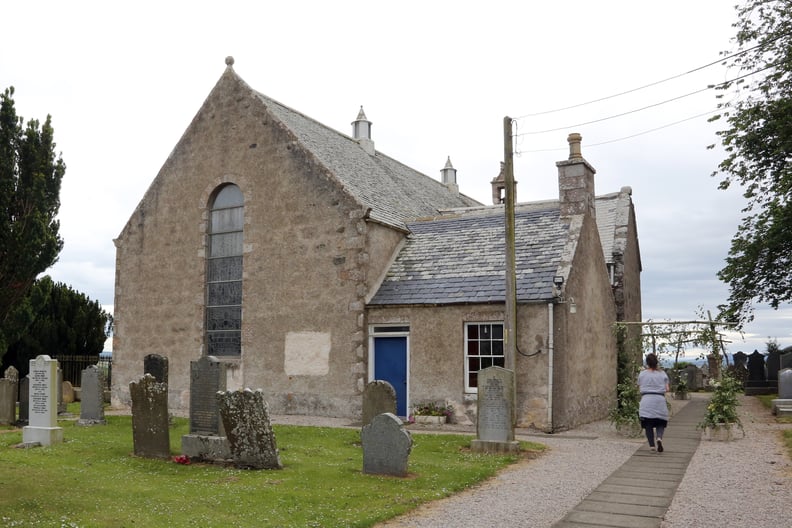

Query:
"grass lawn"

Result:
[[0, 411, 543, 527]]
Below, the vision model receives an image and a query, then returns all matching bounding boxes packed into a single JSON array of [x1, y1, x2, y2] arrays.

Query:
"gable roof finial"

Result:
[[225, 56, 235, 69]]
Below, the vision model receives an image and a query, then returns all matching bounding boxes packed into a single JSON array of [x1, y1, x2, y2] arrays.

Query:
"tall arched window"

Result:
[[206, 184, 244, 356]]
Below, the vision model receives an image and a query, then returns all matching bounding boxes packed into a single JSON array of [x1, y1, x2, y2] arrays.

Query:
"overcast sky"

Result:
[[3, 1, 788, 358]]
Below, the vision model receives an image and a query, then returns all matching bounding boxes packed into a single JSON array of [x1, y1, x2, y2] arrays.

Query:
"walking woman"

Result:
[[638, 353, 670, 452]]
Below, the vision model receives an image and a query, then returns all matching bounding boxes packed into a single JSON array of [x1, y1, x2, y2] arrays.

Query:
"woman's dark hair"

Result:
[[646, 353, 659, 369]]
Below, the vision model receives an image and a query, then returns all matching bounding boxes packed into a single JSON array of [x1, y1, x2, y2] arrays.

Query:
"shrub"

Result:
[[413, 401, 454, 418], [699, 373, 743, 430]]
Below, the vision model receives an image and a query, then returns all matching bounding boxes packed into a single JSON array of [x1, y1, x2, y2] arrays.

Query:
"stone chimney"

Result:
[[557, 133, 596, 218], [440, 156, 459, 195], [489, 162, 516, 205], [351, 106, 375, 155]]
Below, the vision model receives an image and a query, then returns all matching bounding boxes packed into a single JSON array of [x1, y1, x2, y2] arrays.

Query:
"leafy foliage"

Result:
[[0, 86, 64, 354], [699, 372, 743, 429], [711, 1, 792, 326], [412, 401, 454, 418], [0, 276, 111, 377]]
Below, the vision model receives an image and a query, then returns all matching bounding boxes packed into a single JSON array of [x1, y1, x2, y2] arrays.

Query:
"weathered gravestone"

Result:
[[78, 365, 106, 426], [361, 413, 412, 477], [0, 367, 18, 425], [18, 376, 29, 424], [181, 356, 230, 461], [683, 365, 700, 391], [22, 355, 64, 446], [767, 348, 782, 382], [130, 374, 170, 459], [217, 388, 282, 469], [362, 380, 397, 427], [781, 352, 792, 371], [144, 354, 169, 385], [57, 368, 66, 414], [773, 368, 792, 415], [471, 366, 520, 453]]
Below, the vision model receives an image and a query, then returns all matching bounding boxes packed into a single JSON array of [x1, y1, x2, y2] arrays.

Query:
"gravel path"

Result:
[[375, 395, 792, 528]]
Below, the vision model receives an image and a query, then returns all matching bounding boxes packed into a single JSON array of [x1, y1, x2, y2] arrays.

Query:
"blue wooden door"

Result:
[[373, 336, 408, 416]]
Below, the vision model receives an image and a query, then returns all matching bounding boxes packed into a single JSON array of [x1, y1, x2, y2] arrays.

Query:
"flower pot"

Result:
[[704, 423, 734, 441], [413, 415, 446, 425]]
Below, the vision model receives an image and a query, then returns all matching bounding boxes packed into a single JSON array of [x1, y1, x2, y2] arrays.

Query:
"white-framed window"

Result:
[[464, 322, 505, 392], [205, 184, 244, 357]]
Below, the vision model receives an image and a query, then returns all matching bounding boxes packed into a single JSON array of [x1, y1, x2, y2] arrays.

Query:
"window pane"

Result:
[[467, 325, 479, 339], [481, 324, 490, 338], [492, 324, 503, 339], [213, 185, 243, 208], [468, 357, 480, 372], [481, 357, 493, 369], [210, 232, 243, 258], [208, 256, 243, 282], [207, 306, 241, 331], [468, 341, 479, 356], [207, 281, 242, 306], [469, 372, 478, 389], [208, 331, 241, 356], [480, 341, 491, 356], [492, 340, 504, 356], [494, 356, 505, 368], [212, 207, 243, 232]]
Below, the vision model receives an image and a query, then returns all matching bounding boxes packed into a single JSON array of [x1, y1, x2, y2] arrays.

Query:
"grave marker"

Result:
[[362, 380, 397, 427], [182, 355, 230, 461], [18, 376, 29, 424], [130, 374, 170, 459], [471, 366, 520, 453], [22, 355, 63, 446], [361, 413, 412, 477], [78, 365, 106, 426], [0, 372, 16, 425], [218, 389, 282, 469]]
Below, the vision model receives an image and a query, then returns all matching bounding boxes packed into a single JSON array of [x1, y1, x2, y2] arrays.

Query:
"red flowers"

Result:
[[172, 455, 191, 465]]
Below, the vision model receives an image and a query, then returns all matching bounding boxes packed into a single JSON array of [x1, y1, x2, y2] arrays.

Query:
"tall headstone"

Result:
[[767, 348, 782, 382], [361, 413, 412, 477], [471, 366, 520, 453], [77, 365, 106, 426], [182, 356, 230, 461], [0, 371, 16, 425], [144, 354, 169, 385], [747, 351, 766, 382], [683, 365, 699, 391], [732, 351, 748, 369], [779, 369, 792, 400], [217, 389, 282, 469], [57, 368, 66, 414], [362, 380, 397, 427], [130, 374, 170, 459], [781, 352, 792, 371], [22, 355, 64, 446], [18, 376, 29, 424]]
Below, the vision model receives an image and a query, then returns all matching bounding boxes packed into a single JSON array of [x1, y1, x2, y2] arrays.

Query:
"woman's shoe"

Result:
[[657, 439, 664, 453]]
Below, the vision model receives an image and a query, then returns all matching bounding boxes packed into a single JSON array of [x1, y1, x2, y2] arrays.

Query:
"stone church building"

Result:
[[112, 57, 641, 432]]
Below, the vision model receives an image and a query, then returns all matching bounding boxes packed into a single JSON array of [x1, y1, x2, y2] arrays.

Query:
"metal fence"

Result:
[[57, 355, 112, 390]]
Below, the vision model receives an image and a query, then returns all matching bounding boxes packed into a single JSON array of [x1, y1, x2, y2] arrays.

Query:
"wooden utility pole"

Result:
[[503, 116, 517, 371]]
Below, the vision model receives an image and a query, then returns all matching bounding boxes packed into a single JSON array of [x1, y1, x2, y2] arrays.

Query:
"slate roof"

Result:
[[369, 205, 568, 305], [252, 90, 481, 230]]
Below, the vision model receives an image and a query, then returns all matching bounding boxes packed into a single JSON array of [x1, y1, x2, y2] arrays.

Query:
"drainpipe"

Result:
[[547, 302, 554, 432]]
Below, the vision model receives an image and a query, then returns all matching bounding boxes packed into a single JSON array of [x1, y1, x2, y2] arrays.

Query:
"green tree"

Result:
[[0, 87, 65, 358], [712, 1, 792, 326], [0, 277, 111, 377]]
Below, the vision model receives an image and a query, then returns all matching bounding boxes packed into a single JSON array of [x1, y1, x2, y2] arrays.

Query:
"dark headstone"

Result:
[[217, 389, 282, 469], [78, 365, 106, 426], [779, 369, 792, 400], [361, 413, 412, 477], [144, 354, 169, 385], [130, 374, 170, 459], [683, 365, 699, 391], [0, 378, 15, 425], [362, 380, 397, 427], [189, 356, 226, 435], [732, 351, 748, 369], [781, 352, 792, 371], [767, 348, 782, 382], [471, 366, 520, 453], [18, 376, 29, 424], [747, 351, 766, 382]]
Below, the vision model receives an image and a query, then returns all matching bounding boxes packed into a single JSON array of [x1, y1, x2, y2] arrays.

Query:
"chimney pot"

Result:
[[567, 133, 583, 160]]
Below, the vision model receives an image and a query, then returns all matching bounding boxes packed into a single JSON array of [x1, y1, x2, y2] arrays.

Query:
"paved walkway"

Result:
[[552, 398, 707, 528]]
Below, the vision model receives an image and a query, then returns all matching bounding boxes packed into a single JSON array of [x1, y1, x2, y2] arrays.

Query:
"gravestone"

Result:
[[57, 369, 66, 414], [471, 366, 520, 453], [781, 352, 792, 371], [779, 369, 792, 400], [361, 413, 412, 477], [130, 374, 170, 459], [144, 354, 169, 385], [77, 365, 106, 426], [0, 373, 16, 425], [182, 356, 230, 461], [747, 351, 766, 381], [683, 365, 699, 391], [22, 355, 64, 446], [362, 380, 397, 427], [767, 348, 782, 382], [5, 366, 18, 382], [18, 376, 29, 424], [732, 351, 748, 369], [62, 380, 75, 404], [217, 389, 282, 470]]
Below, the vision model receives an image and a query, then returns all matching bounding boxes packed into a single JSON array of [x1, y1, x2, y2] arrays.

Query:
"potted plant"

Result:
[[412, 401, 453, 424], [608, 380, 642, 437], [698, 373, 743, 441]]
